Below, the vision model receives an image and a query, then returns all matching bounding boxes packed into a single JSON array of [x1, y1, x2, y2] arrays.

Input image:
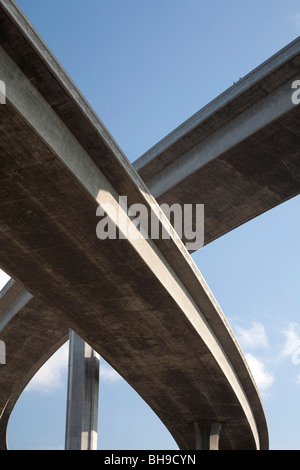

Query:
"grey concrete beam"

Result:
[[0, 279, 99, 451], [0, 279, 69, 450], [0, 50, 265, 449], [65, 331, 99, 450], [134, 35, 300, 177], [193, 422, 222, 450], [134, 38, 300, 248], [145, 76, 299, 199], [0, 1, 268, 450]]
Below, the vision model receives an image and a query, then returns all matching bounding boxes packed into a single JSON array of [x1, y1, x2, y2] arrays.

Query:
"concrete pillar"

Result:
[[65, 330, 100, 450], [193, 421, 222, 450]]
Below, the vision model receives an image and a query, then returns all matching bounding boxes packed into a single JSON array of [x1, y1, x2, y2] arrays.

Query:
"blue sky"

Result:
[[0, 0, 299, 450]]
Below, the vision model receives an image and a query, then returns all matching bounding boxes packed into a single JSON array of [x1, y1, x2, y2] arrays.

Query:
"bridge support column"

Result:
[[193, 421, 222, 450], [65, 330, 100, 450]]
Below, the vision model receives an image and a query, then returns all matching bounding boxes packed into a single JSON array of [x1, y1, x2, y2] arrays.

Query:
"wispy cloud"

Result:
[[235, 322, 274, 395], [245, 353, 275, 393], [100, 363, 122, 382], [25, 344, 122, 393], [236, 321, 300, 393], [235, 322, 269, 350], [25, 343, 69, 393], [279, 323, 300, 365]]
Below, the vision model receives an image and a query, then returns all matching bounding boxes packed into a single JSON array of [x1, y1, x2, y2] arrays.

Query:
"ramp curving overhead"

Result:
[[134, 37, 300, 247], [0, 0, 268, 450], [0, 279, 69, 450]]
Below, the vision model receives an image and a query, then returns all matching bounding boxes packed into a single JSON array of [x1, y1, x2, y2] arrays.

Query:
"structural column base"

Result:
[[193, 421, 222, 450], [65, 330, 100, 450]]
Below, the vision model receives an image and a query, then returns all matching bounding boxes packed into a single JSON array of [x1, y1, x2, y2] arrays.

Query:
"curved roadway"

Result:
[[134, 36, 300, 247], [0, 0, 268, 450], [0, 280, 69, 449]]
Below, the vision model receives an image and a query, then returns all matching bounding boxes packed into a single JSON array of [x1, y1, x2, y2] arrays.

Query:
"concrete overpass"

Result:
[[0, 0, 268, 450], [0, 279, 69, 449], [0, 278, 99, 451], [134, 37, 300, 246]]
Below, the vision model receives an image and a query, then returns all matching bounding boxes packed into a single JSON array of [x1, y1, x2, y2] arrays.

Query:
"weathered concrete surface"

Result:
[[0, 0, 268, 450], [0, 279, 98, 451], [134, 38, 300, 247], [0, 279, 68, 450]]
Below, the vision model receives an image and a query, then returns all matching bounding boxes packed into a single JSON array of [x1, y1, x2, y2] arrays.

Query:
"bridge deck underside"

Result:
[[156, 107, 300, 246], [0, 100, 264, 450]]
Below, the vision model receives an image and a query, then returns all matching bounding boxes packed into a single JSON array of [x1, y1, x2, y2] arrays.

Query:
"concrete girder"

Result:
[[65, 331, 99, 450], [193, 421, 222, 450], [134, 37, 300, 248], [0, 0, 268, 450], [0, 280, 68, 450]]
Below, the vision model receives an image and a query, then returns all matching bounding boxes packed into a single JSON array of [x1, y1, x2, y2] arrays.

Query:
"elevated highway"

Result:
[[134, 37, 300, 246], [0, 0, 269, 450], [0, 279, 68, 449]]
